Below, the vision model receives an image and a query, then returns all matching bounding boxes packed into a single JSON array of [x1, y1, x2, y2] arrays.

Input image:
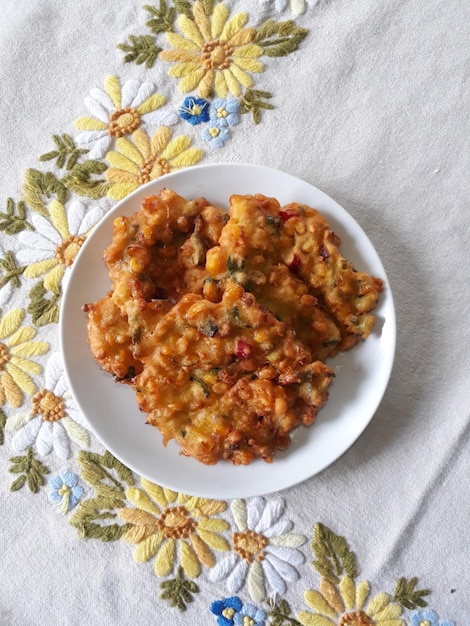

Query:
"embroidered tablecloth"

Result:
[[1, 1, 468, 624]]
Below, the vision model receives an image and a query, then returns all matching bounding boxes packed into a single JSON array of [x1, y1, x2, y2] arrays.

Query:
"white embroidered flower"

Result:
[[208, 496, 306, 602], [260, 0, 319, 15], [17, 199, 106, 293], [74, 75, 179, 159], [7, 352, 90, 460]]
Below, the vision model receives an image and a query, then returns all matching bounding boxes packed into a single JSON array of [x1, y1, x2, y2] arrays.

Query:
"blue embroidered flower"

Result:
[[210, 596, 243, 626], [178, 97, 210, 125], [202, 124, 230, 149], [411, 608, 455, 626], [49, 471, 84, 514], [209, 97, 240, 127], [234, 603, 266, 626]]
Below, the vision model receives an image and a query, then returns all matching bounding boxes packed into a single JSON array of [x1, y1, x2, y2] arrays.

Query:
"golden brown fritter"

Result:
[[133, 280, 334, 465], [83, 293, 142, 382], [206, 194, 382, 355], [84, 190, 383, 466], [205, 194, 342, 360]]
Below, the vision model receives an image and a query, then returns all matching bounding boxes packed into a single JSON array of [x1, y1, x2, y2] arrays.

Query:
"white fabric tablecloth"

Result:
[[1, 1, 468, 624]]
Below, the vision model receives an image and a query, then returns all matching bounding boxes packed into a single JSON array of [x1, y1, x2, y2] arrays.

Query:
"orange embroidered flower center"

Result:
[[0, 344, 10, 370], [55, 235, 86, 267], [233, 529, 267, 563], [32, 389, 66, 422], [339, 611, 373, 626], [201, 40, 234, 70], [108, 107, 141, 138], [138, 157, 170, 185], [156, 506, 196, 539]]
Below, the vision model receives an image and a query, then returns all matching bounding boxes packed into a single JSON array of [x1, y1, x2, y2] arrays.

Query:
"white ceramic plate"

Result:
[[60, 163, 396, 499]]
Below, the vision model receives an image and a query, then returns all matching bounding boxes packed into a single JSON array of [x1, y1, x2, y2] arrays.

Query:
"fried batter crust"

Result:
[[133, 281, 334, 465], [206, 194, 383, 354]]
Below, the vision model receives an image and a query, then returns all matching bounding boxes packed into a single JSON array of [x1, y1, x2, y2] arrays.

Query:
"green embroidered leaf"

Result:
[[28, 280, 60, 326], [173, 0, 192, 19], [22, 169, 67, 217], [0, 198, 33, 234], [117, 35, 162, 68], [267, 598, 302, 626], [0, 409, 6, 446], [254, 20, 308, 57], [311, 522, 358, 584], [144, 1, 176, 34], [9, 448, 50, 493], [0, 251, 26, 290], [40, 134, 89, 170], [61, 160, 109, 199], [240, 89, 274, 124], [160, 566, 199, 611], [393, 577, 431, 610], [70, 450, 135, 541]]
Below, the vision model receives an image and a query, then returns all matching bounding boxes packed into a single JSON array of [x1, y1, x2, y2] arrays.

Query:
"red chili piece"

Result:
[[235, 340, 252, 359], [288, 254, 302, 274], [279, 208, 298, 221]]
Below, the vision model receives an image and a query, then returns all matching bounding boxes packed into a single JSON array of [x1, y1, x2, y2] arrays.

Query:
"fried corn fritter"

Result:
[[133, 281, 334, 465], [84, 189, 383, 465], [206, 194, 383, 354]]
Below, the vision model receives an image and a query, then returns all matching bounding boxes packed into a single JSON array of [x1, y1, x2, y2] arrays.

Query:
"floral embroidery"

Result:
[[179, 96, 211, 124], [410, 609, 454, 626], [118, 479, 230, 578], [211, 596, 267, 626], [0, 309, 49, 408], [208, 496, 306, 603], [105, 126, 204, 200], [298, 576, 404, 625], [209, 96, 240, 127], [203, 124, 231, 149], [49, 470, 85, 514], [159, 1, 264, 98], [74, 75, 179, 159], [7, 352, 89, 459], [17, 199, 106, 294], [211, 596, 243, 626]]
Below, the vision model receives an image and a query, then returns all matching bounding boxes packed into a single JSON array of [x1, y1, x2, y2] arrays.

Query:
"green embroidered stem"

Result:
[[22, 169, 67, 217], [173, 0, 192, 19], [9, 447, 50, 493], [254, 20, 308, 57], [144, 1, 176, 34], [311, 522, 358, 584], [39, 134, 89, 170], [0, 251, 26, 290], [0, 198, 33, 235], [267, 599, 302, 626], [118, 35, 162, 68], [70, 450, 135, 541], [393, 577, 431, 610], [61, 160, 109, 199], [0, 409, 6, 446], [160, 566, 199, 611], [28, 280, 60, 327], [240, 89, 274, 124]]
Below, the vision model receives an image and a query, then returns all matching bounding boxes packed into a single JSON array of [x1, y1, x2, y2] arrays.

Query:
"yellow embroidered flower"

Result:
[[0, 309, 49, 408], [17, 199, 106, 293], [118, 479, 230, 578], [74, 75, 178, 159], [105, 126, 204, 200], [159, 0, 264, 98], [298, 575, 404, 626]]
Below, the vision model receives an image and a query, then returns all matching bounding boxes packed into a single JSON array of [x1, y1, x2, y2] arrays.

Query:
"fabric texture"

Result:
[[0, 0, 468, 624]]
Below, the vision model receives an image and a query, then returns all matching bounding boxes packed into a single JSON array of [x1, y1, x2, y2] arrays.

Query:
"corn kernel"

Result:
[[254, 328, 269, 343]]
